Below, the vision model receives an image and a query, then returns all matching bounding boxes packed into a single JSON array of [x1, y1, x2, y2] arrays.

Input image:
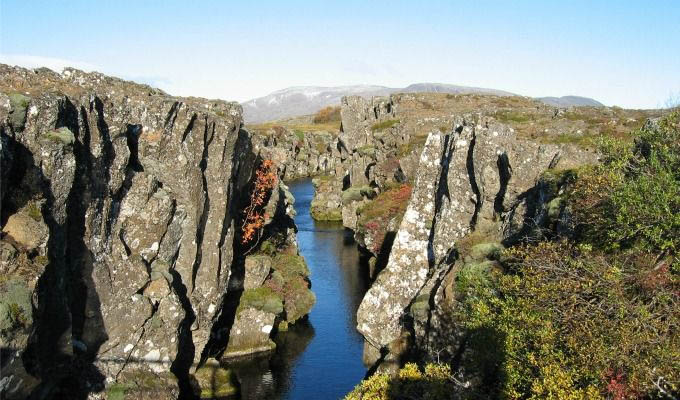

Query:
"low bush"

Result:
[[458, 112, 680, 399], [313, 106, 341, 124]]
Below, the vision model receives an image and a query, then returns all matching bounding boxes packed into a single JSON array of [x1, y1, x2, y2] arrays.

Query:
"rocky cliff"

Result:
[[0, 65, 313, 399], [354, 115, 598, 370]]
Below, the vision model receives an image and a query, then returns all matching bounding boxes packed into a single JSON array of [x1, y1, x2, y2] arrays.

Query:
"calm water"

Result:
[[228, 179, 370, 399]]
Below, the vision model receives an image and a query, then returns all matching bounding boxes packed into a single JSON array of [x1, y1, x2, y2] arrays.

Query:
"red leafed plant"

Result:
[[241, 159, 278, 245], [604, 369, 637, 400]]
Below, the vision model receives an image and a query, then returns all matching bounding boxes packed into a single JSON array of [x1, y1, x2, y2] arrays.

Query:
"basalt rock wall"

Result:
[[0, 65, 310, 399], [354, 114, 598, 372]]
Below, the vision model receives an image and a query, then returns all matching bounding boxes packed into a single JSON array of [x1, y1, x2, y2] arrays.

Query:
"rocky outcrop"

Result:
[[356, 132, 444, 349], [0, 65, 313, 399], [252, 126, 342, 181], [355, 114, 598, 368]]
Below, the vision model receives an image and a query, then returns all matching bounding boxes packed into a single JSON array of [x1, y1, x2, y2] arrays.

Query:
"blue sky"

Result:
[[1, 0, 679, 108]]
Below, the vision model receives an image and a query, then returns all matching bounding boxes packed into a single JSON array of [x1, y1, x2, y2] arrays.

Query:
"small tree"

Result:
[[241, 159, 278, 246]]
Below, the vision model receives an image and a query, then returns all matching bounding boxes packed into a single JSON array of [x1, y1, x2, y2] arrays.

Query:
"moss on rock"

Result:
[[468, 242, 504, 262], [310, 207, 343, 221], [193, 358, 239, 398], [237, 287, 284, 316], [9, 93, 30, 131], [341, 185, 374, 204], [43, 127, 75, 145], [273, 253, 310, 278]]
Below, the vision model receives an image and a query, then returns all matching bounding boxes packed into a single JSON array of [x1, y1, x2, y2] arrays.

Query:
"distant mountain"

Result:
[[241, 85, 394, 123], [400, 82, 514, 97], [536, 96, 604, 107], [242, 84, 602, 123]]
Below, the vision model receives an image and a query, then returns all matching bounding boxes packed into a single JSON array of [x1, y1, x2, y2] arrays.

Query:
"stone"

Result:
[[0, 64, 292, 396], [244, 254, 272, 290], [223, 307, 277, 359], [1, 212, 48, 250], [356, 131, 445, 349]]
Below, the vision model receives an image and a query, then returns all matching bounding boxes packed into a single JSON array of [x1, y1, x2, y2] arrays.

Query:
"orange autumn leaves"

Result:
[[241, 159, 278, 244]]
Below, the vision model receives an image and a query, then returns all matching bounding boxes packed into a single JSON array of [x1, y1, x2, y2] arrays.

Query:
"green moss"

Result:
[[546, 197, 563, 219], [0, 303, 13, 332], [293, 129, 305, 142], [43, 127, 75, 145], [496, 110, 531, 123], [468, 242, 504, 262], [258, 240, 277, 256], [310, 207, 342, 221], [194, 362, 239, 398], [26, 201, 42, 222], [341, 185, 374, 204], [106, 383, 132, 400], [370, 119, 400, 132], [9, 93, 30, 131], [114, 370, 177, 397], [237, 287, 283, 315], [278, 320, 289, 332], [273, 253, 310, 278]]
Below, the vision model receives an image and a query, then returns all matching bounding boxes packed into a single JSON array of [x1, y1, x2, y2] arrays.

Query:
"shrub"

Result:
[[312, 106, 341, 124], [241, 159, 278, 245], [455, 113, 680, 399], [345, 363, 457, 400], [568, 112, 680, 261]]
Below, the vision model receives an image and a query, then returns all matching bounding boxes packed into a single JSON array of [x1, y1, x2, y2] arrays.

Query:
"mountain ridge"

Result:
[[242, 83, 603, 122]]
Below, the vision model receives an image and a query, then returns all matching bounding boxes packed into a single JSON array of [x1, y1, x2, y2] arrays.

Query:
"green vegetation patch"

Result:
[[345, 363, 455, 400], [26, 201, 42, 222], [43, 127, 75, 145], [495, 110, 532, 123], [450, 112, 680, 399], [272, 253, 310, 278], [370, 119, 400, 132], [9, 93, 30, 131], [341, 185, 375, 204], [237, 287, 284, 316]]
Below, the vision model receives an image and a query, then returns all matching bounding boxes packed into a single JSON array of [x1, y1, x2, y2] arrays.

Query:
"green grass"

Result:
[[495, 110, 532, 123], [370, 119, 400, 132]]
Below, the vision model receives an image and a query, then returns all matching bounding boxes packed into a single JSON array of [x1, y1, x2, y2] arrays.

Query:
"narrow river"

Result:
[[228, 178, 370, 399]]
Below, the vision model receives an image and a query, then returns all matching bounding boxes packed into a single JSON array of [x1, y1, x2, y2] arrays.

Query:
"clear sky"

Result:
[[1, 1, 678, 108]]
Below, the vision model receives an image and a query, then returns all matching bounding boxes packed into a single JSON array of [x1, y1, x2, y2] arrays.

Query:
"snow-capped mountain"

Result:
[[242, 83, 601, 123]]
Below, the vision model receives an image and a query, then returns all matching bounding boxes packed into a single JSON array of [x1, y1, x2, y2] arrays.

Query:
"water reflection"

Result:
[[225, 179, 369, 400]]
